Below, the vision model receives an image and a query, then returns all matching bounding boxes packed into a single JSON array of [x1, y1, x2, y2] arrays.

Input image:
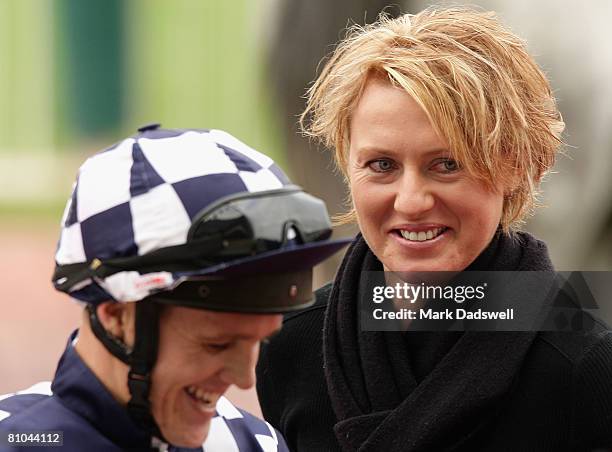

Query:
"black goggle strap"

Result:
[[127, 300, 163, 439], [53, 236, 256, 294], [86, 302, 164, 439]]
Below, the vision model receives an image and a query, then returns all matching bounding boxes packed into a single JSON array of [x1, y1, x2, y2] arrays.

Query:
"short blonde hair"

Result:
[[301, 6, 565, 231]]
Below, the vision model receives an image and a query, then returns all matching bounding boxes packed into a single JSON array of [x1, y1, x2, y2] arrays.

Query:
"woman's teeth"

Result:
[[399, 227, 446, 242], [186, 385, 218, 410]]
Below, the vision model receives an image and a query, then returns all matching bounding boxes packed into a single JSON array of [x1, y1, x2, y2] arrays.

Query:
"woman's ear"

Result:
[[96, 302, 136, 346]]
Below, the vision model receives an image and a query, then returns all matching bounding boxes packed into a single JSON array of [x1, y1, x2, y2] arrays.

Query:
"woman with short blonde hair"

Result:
[[304, 7, 564, 231], [257, 7, 612, 451]]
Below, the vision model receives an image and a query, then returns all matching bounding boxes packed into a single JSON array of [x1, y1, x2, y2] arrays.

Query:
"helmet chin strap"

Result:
[[87, 302, 165, 442]]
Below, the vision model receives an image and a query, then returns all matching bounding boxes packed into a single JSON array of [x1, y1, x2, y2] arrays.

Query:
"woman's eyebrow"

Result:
[[352, 145, 400, 156], [424, 149, 453, 157], [354, 145, 451, 156]]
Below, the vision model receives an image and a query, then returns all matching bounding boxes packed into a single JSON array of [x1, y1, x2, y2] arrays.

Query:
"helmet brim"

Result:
[[175, 237, 353, 279]]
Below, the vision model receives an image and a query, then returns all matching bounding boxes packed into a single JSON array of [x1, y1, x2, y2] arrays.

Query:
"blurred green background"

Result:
[[0, 0, 283, 223]]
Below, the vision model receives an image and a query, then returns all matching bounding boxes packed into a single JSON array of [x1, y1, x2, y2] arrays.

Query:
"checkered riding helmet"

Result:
[[52, 124, 349, 309]]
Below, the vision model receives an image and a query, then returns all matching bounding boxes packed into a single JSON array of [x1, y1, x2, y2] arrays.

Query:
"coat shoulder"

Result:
[[533, 321, 612, 447], [536, 315, 611, 364]]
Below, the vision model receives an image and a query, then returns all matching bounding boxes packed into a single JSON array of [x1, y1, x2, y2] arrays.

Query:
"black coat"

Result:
[[256, 233, 612, 452]]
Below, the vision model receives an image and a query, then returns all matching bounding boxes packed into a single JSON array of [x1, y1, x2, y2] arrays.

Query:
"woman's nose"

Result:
[[393, 171, 435, 218]]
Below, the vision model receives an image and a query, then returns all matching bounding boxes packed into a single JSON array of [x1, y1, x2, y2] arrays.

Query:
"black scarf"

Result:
[[323, 231, 554, 451]]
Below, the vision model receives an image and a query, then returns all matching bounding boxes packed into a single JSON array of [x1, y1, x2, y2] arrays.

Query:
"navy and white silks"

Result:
[[0, 332, 288, 451]]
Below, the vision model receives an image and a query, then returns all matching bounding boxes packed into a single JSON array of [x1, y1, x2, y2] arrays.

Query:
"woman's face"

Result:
[[348, 78, 505, 272]]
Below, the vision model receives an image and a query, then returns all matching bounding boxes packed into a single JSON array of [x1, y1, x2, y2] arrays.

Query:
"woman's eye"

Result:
[[368, 159, 395, 172], [433, 158, 460, 173]]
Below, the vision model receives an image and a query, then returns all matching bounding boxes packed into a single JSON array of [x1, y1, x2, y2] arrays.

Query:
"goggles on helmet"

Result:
[[53, 186, 341, 311]]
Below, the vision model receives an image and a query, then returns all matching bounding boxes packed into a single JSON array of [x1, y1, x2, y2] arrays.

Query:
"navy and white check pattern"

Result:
[[55, 128, 291, 304], [203, 397, 283, 452], [0, 385, 284, 451]]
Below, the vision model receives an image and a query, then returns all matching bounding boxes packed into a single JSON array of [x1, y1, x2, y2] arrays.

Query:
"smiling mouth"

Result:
[[185, 385, 219, 412], [396, 227, 448, 242]]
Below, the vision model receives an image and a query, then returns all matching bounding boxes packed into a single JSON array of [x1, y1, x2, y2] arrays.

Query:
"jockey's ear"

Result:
[[96, 301, 136, 348]]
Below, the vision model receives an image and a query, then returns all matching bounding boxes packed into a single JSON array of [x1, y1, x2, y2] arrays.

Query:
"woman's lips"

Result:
[[398, 226, 447, 242], [390, 226, 450, 249]]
